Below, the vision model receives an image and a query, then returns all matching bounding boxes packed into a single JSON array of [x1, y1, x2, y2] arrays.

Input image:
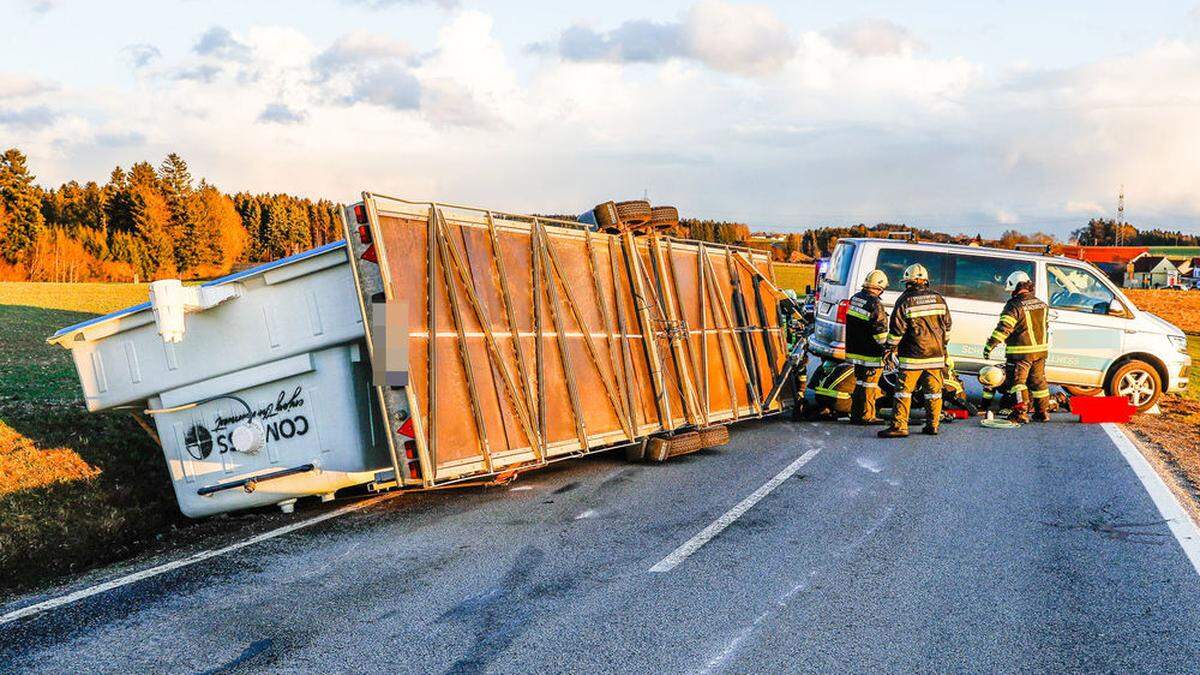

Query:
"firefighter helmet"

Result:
[[1005, 270, 1032, 291], [979, 365, 1005, 387], [902, 263, 929, 284], [784, 288, 797, 300], [863, 269, 888, 290]]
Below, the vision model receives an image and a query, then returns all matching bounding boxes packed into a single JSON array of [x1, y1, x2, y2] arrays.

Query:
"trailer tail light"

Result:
[[357, 224, 372, 245], [409, 464, 420, 480], [403, 440, 417, 460], [353, 204, 368, 224], [397, 417, 414, 439], [835, 299, 850, 324]]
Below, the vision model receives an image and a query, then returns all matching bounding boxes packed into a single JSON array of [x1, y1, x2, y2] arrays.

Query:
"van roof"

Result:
[[48, 240, 347, 345], [837, 238, 1077, 264]]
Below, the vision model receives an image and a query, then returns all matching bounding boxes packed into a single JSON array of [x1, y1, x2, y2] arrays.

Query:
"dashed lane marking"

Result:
[[649, 449, 821, 573]]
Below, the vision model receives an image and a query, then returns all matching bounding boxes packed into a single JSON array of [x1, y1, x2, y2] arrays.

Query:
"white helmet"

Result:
[[784, 288, 798, 301], [902, 263, 929, 284], [979, 365, 1005, 388], [863, 269, 888, 291], [1005, 270, 1031, 291]]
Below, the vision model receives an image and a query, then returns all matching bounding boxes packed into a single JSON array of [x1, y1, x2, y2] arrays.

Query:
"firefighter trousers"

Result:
[[891, 368, 944, 432], [851, 365, 883, 422], [1005, 356, 1049, 413]]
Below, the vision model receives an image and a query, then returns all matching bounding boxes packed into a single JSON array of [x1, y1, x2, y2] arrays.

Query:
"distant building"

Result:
[[1127, 255, 1179, 288], [1059, 246, 1148, 285]]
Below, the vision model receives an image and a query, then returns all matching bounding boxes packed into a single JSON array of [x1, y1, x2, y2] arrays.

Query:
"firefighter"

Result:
[[941, 357, 977, 416], [844, 269, 890, 425], [807, 358, 856, 420], [984, 270, 1050, 423], [878, 263, 952, 438], [978, 364, 1006, 414]]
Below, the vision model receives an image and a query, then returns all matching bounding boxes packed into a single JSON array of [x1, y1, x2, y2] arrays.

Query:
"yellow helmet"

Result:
[[902, 263, 929, 284], [863, 269, 888, 290], [979, 365, 1005, 388]]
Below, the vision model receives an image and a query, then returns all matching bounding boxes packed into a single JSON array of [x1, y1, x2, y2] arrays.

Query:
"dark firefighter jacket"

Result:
[[985, 290, 1049, 359], [844, 290, 889, 366], [812, 360, 855, 413], [886, 285, 952, 370]]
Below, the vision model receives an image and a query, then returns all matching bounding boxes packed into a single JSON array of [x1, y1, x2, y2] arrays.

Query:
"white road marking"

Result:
[[1103, 423, 1200, 576], [0, 493, 401, 626], [575, 509, 598, 520], [650, 449, 820, 573], [510, 486, 532, 491]]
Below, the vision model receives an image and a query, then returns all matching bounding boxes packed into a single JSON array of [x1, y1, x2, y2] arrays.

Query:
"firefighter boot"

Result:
[[1032, 396, 1050, 423], [1008, 402, 1030, 424]]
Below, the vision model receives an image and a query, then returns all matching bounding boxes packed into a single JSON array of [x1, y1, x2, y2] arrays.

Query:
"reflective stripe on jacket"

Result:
[[886, 285, 952, 370], [985, 290, 1048, 359], [844, 290, 888, 365]]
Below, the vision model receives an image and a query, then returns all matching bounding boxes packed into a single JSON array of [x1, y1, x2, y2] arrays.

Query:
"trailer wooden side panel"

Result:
[[352, 195, 787, 485]]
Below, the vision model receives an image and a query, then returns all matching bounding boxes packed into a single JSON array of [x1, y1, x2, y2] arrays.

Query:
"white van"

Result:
[[808, 238, 1191, 411]]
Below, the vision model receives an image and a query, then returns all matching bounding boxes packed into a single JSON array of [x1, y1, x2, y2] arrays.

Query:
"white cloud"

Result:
[[122, 44, 162, 70], [0, 74, 57, 99], [258, 103, 308, 125], [825, 18, 924, 58], [535, 0, 793, 76], [995, 208, 1019, 225], [7, 7, 1200, 237], [194, 26, 251, 62], [683, 0, 794, 74], [1066, 200, 1105, 215]]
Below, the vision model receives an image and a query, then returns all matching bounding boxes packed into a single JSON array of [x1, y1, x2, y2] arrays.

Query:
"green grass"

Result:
[[1185, 334, 1200, 401], [1, 284, 182, 595]]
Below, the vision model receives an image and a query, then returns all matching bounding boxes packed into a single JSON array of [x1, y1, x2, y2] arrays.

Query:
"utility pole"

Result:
[[1116, 185, 1125, 246]]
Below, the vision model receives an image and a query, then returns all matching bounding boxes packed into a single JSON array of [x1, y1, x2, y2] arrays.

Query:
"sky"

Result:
[[3, 0, 1200, 238]]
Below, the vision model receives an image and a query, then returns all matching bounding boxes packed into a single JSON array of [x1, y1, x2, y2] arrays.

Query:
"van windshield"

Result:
[[825, 241, 855, 285]]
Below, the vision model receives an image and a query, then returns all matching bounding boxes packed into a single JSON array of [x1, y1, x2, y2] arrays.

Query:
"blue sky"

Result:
[[3, 0, 1200, 238]]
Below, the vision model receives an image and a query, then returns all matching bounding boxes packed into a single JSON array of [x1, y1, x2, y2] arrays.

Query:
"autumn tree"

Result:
[[0, 148, 46, 264]]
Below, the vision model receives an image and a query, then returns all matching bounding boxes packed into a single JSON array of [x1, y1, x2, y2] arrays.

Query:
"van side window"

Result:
[[1047, 264, 1123, 315], [950, 256, 1034, 303], [876, 249, 947, 292], [825, 241, 856, 285]]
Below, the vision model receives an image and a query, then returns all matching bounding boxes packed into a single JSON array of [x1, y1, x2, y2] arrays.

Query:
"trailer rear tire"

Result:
[[615, 200, 652, 226]]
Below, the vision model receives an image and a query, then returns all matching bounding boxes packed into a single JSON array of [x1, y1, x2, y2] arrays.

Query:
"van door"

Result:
[[1043, 263, 1129, 387], [873, 248, 1033, 371]]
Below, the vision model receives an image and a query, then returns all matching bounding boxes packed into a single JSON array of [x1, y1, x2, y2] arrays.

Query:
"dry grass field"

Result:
[[0, 282, 185, 595], [771, 262, 815, 294], [1124, 288, 1200, 335]]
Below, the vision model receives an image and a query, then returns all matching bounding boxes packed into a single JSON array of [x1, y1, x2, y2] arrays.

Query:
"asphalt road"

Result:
[[3, 414, 1200, 673]]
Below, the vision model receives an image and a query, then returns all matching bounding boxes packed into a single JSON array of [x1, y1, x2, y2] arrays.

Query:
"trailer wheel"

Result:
[[615, 200, 652, 226], [650, 205, 680, 232]]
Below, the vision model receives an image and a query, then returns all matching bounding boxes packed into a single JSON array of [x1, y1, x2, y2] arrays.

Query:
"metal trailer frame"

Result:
[[341, 193, 791, 488]]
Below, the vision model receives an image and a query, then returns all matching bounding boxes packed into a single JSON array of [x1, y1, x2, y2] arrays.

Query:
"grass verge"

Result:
[[0, 283, 188, 596]]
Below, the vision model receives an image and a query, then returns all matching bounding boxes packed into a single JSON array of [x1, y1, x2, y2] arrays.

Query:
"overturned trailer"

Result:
[[49, 193, 793, 515]]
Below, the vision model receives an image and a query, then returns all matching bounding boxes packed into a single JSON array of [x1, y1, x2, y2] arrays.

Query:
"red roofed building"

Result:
[[1057, 246, 1149, 286], [1058, 245, 1148, 265]]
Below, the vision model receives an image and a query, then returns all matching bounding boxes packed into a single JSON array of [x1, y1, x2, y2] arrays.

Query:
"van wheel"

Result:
[[1107, 360, 1162, 412], [1062, 385, 1102, 397]]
